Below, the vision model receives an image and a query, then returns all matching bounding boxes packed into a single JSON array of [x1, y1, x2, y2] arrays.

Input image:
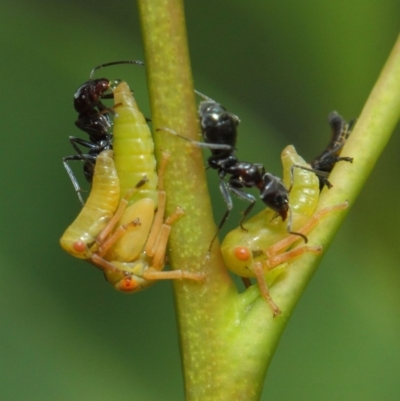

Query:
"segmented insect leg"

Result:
[[253, 263, 281, 317], [142, 152, 203, 281], [94, 177, 148, 256], [142, 268, 204, 282], [141, 203, 203, 282], [266, 201, 348, 260], [266, 245, 322, 269]]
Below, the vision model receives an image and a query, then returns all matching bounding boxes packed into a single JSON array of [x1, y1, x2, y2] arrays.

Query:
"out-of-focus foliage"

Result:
[[0, 1, 399, 400]]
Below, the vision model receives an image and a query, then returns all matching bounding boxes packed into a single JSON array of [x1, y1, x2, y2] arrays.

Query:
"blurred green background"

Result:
[[1, 1, 399, 400]]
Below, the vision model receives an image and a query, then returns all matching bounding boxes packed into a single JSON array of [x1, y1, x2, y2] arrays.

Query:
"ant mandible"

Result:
[[158, 92, 307, 252], [63, 60, 145, 204]]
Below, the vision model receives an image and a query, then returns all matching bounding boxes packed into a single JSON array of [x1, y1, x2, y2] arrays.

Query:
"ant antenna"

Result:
[[90, 60, 145, 80], [286, 205, 308, 243], [194, 89, 215, 102], [156, 127, 232, 151]]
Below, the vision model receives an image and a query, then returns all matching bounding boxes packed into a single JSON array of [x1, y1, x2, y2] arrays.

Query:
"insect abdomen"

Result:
[[60, 150, 120, 258], [281, 145, 319, 220], [113, 82, 158, 205]]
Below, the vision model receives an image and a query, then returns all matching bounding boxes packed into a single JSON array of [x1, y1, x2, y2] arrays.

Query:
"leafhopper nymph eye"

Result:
[[221, 145, 348, 317]]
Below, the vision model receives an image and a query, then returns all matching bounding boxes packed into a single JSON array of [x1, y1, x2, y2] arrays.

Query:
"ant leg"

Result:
[[228, 186, 256, 230], [156, 127, 233, 151], [64, 137, 105, 204], [69, 136, 100, 154], [348, 118, 357, 133], [63, 154, 95, 205], [289, 164, 331, 191], [207, 180, 233, 254], [75, 112, 111, 135], [266, 201, 348, 259]]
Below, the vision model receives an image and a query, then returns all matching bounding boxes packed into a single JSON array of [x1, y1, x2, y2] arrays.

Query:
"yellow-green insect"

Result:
[[60, 149, 122, 260], [221, 145, 348, 317], [112, 81, 158, 206], [97, 166, 203, 292], [101, 81, 202, 290], [60, 81, 203, 290]]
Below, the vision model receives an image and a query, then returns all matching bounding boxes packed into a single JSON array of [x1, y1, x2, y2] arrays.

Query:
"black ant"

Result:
[[310, 111, 354, 189], [286, 111, 355, 192], [157, 92, 307, 252], [63, 60, 144, 204]]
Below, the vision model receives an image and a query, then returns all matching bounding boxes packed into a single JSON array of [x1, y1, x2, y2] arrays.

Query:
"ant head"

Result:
[[74, 60, 144, 113], [73, 78, 111, 113], [260, 173, 289, 221], [199, 102, 240, 125]]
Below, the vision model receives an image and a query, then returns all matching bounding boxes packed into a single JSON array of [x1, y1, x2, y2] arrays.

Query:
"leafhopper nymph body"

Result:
[[101, 81, 203, 290], [60, 82, 203, 291], [221, 145, 348, 316]]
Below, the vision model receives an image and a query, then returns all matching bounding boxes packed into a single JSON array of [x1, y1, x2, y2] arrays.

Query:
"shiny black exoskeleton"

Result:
[[198, 101, 291, 236], [198, 101, 239, 166], [63, 60, 144, 204], [310, 111, 354, 189], [63, 78, 114, 204], [159, 95, 304, 249]]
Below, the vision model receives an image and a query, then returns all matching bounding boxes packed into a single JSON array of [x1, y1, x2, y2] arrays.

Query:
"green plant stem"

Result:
[[138, 2, 400, 398], [138, 1, 241, 399]]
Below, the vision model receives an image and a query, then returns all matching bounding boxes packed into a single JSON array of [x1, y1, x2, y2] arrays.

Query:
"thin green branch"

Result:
[[246, 33, 400, 362], [138, 1, 239, 399]]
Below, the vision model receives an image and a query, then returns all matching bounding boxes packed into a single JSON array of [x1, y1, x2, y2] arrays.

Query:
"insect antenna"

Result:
[[90, 60, 145, 80], [194, 89, 215, 102]]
